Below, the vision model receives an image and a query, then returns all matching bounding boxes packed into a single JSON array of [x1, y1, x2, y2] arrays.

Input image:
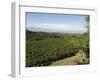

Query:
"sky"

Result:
[[26, 12, 88, 33]]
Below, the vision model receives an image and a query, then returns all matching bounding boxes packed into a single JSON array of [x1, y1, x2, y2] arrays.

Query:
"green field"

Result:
[[26, 30, 89, 67]]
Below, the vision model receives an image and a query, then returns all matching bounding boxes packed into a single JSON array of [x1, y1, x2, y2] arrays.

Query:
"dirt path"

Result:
[[50, 53, 81, 66]]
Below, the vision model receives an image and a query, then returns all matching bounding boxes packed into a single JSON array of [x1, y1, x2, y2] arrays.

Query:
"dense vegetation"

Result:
[[26, 30, 89, 67]]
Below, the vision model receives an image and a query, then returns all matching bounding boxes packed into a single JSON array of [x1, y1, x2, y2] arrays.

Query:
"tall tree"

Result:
[[86, 16, 90, 32]]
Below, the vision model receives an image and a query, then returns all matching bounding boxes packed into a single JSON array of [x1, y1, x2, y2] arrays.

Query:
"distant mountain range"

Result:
[[26, 27, 85, 34]]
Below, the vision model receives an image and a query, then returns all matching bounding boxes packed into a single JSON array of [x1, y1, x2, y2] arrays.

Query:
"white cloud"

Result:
[[40, 23, 72, 30], [28, 23, 86, 33]]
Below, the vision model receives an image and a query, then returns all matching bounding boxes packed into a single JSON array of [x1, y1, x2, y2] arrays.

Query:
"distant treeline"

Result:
[[26, 30, 83, 41], [26, 30, 62, 41]]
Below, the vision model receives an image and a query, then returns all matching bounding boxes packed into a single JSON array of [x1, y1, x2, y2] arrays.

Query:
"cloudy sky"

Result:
[[26, 12, 87, 33]]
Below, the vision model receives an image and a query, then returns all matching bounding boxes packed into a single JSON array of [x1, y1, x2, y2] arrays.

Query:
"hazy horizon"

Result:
[[26, 27, 86, 34]]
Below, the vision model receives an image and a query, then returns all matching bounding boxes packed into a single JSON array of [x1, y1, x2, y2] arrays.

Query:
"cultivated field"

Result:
[[26, 30, 89, 67]]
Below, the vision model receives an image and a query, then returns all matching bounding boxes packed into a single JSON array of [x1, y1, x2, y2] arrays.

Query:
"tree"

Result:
[[86, 16, 90, 32]]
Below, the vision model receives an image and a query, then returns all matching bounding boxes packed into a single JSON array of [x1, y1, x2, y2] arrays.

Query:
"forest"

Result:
[[26, 30, 89, 67]]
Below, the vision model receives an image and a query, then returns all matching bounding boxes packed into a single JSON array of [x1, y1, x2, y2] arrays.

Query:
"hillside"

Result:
[[50, 52, 89, 66], [26, 30, 89, 67]]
